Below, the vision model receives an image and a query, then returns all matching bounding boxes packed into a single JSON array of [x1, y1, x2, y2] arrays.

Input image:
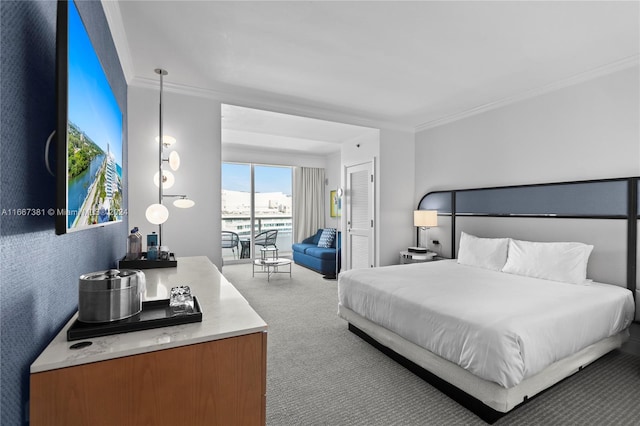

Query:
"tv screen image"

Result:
[[56, 0, 123, 234]]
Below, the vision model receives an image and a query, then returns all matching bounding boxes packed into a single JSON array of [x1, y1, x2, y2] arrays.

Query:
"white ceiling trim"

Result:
[[130, 75, 411, 133], [222, 145, 327, 167], [101, 0, 135, 84], [131, 53, 639, 136], [415, 55, 640, 132]]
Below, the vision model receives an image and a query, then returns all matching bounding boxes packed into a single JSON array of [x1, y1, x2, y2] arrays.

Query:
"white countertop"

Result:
[[30, 256, 268, 373]]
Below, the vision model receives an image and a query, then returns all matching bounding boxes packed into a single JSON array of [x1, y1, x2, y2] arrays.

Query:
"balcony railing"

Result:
[[222, 215, 292, 261]]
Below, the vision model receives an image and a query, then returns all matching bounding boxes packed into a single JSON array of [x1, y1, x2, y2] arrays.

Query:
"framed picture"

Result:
[[330, 190, 341, 218]]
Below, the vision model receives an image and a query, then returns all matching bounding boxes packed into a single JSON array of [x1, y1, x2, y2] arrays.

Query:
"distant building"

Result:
[[105, 143, 117, 198], [222, 190, 291, 215], [221, 189, 292, 240]]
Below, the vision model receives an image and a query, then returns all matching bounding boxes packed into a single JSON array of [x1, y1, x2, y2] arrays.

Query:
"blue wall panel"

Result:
[[455, 181, 627, 217], [418, 191, 452, 214], [0, 2, 127, 424]]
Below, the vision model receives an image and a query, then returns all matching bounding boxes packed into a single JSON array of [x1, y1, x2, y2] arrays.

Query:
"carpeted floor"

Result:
[[221, 262, 640, 426]]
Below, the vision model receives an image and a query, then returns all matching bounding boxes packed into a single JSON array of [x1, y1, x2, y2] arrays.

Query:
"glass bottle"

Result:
[[126, 227, 142, 260]]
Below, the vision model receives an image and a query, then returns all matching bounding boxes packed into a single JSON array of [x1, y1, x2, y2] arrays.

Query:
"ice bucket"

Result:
[[78, 269, 145, 323]]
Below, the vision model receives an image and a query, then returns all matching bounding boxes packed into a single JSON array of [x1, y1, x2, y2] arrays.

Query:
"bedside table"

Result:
[[400, 250, 444, 264]]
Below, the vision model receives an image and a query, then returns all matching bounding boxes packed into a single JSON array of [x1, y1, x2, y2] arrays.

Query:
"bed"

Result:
[[338, 259, 634, 407], [338, 216, 636, 422]]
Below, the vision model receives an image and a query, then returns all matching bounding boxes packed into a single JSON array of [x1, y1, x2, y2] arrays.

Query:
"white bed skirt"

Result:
[[338, 305, 629, 413]]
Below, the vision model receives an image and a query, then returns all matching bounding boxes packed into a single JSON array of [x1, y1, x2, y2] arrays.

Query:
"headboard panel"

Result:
[[418, 177, 638, 295], [455, 180, 627, 217], [454, 216, 627, 286]]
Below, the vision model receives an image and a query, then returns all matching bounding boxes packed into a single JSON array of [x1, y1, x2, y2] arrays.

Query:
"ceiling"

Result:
[[106, 1, 639, 154], [221, 104, 376, 156]]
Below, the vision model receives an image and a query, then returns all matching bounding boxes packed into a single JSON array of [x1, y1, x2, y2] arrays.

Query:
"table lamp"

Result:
[[411, 210, 438, 253]]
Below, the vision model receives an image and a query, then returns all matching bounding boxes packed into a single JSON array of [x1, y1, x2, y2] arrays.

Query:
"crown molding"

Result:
[[130, 75, 415, 133], [415, 55, 640, 132], [101, 0, 135, 84]]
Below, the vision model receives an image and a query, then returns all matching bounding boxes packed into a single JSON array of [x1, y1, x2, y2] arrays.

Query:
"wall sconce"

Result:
[[413, 210, 437, 250], [145, 68, 194, 244]]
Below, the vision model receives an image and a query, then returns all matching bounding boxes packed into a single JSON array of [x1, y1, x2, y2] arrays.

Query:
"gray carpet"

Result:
[[221, 262, 640, 426]]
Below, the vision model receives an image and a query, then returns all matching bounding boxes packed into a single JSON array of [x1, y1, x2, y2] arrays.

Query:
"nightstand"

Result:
[[400, 250, 444, 264]]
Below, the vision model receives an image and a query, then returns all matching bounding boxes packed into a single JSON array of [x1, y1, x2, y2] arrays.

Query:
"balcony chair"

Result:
[[254, 230, 278, 260], [221, 231, 240, 259]]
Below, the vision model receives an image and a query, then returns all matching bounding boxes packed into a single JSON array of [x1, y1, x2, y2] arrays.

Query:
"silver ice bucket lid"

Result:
[[79, 269, 143, 292]]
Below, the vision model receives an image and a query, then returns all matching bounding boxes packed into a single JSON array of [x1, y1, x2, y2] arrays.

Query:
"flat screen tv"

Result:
[[55, 0, 123, 235]]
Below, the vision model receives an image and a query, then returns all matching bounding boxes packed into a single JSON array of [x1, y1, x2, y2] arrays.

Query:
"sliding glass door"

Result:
[[222, 162, 292, 263], [221, 163, 251, 262]]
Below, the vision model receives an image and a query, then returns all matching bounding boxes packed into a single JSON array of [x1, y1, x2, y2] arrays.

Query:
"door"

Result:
[[221, 163, 292, 264], [345, 160, 375, 270]]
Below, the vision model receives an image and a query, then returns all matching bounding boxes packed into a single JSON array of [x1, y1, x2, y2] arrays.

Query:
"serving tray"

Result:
[[67, 297, 202, 341], [118, 253, 178, 269]]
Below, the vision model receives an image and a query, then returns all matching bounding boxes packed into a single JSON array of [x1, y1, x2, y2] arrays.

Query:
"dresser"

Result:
[[30, 256, 268, 425]]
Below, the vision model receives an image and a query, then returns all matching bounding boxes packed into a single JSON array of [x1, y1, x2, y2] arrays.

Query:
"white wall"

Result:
[[379, 128, 416, 266], [128, 86, 222, 267], [222, 145, 326, 169], [325, 151, 342, 228], [414, 65, 639, 286], [415, 66, 640, 198]]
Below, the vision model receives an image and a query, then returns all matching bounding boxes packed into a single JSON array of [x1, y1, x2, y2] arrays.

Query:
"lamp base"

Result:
[[407, 247, 427, 253]]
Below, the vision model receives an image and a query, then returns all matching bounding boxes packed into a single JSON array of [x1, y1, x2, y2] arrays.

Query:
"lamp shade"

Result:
[[146, 203, 169, 224], [173, 197, 195, 208], [153, 170, 175, 189], [155, 135, 176, 147], [414, 210, 438, 227], [168, 151, 180, 171]]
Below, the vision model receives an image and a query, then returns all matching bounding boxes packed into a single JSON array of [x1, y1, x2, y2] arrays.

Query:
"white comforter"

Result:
[[338, 260, 634, 388]]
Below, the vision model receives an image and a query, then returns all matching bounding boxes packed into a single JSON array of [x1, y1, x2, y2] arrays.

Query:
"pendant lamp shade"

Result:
[[173, 197, 195, 208], [153, 170, 175, 189], [169, 151, 180, 171], [146, 203, 169, 225]]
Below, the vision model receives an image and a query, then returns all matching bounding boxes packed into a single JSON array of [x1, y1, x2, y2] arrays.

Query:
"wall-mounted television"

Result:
[[55, 0, 123, 235]]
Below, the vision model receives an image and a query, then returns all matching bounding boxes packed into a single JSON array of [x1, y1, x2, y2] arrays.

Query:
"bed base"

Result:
[[348, 323, 506, 424], [340, 306, 628, 424]]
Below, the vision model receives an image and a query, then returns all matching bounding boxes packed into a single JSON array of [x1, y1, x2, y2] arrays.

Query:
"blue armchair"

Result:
[[292, 229, 341, 276]]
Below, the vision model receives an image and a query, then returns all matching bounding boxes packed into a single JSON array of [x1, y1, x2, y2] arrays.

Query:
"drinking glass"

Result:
[[169, 285, 194, 314]]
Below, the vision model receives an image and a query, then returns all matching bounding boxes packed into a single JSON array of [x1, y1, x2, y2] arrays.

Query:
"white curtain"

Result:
[[293, 167, 325, 243]]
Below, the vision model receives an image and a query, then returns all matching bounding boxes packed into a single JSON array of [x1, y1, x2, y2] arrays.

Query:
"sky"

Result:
[[68, 0, 123, 167], [222, 163, 292, 195]]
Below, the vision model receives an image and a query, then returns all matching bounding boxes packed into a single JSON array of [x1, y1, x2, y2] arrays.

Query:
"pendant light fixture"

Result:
[[144, 68, 195, 245]]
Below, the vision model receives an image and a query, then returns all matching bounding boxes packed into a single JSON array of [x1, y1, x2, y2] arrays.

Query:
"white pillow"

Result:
[[502, 239, 594, 284], [457, 232, 510, 271]]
